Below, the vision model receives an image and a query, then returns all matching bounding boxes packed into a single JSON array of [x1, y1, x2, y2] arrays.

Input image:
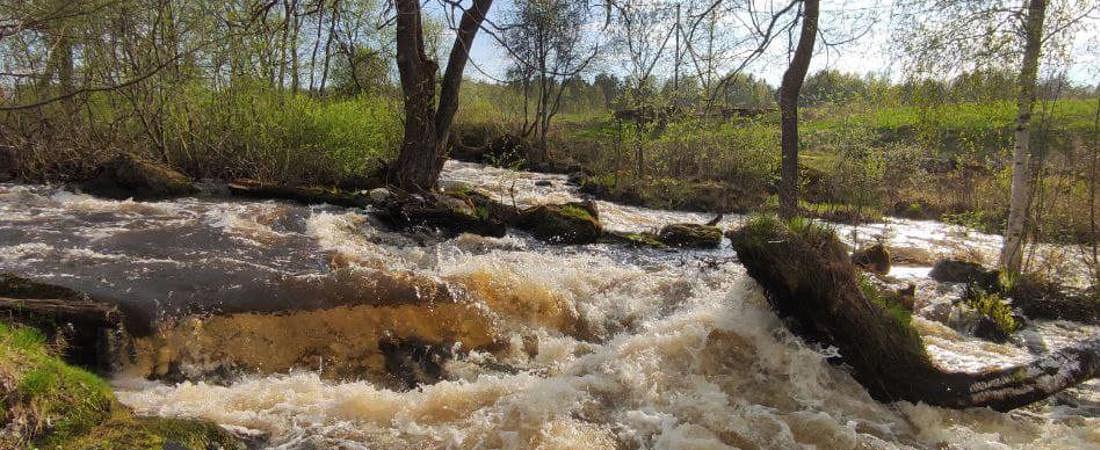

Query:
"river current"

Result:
[[1, 160, 1098, 449]]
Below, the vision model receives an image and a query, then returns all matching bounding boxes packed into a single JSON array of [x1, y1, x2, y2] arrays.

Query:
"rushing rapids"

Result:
[[1, 160, 1098, 449]]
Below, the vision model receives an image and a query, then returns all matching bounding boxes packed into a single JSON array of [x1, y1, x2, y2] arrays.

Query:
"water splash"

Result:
[[1, 164, 1097, 449]]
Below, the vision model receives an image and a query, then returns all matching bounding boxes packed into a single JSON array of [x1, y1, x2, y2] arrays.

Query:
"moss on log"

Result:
[[518, 201, 603, 245], [729, 216, 1100, 412], [657, 223, 722, 249], [374, 192, 508, 237]]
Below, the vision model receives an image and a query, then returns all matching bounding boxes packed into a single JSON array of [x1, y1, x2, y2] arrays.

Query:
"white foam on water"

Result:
[[2, 168, 1098, 449]]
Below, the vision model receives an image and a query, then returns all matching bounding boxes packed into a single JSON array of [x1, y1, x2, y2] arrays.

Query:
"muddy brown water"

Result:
[[1, 161, 1098, 449]]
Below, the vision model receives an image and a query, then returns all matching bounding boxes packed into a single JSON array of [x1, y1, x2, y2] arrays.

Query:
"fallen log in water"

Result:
[[729, 216, 1100, 412], [0, 274, 126, 372], [227, 178, 372, 208]]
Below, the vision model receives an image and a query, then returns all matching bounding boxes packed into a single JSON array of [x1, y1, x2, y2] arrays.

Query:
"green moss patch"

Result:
[[0, 323, 242, 449], [559, 204, 595, 222], [519, 202, 603, 245], [657, 223, 722, 248], [857, 275, 917, 331], [966, 290, 1019, 337]]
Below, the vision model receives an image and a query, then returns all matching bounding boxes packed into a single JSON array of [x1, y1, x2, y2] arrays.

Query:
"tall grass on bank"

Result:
[[162, 82, 402, 184], [4, 81, 402, 186]]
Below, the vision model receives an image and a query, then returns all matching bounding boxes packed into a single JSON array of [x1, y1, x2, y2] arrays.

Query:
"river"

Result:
[[1, 160, 1097, 449]]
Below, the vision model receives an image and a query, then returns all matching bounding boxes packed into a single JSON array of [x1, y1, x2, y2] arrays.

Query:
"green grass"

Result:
[[14, 80, 403, 186], [163, 81, 402, 183], [967, 290, 1019, 335], [559, 204, 596, 223], [0, 323, 241, 449], [809, 99, 1098, 134], [859, 275, 915, 327], [0, 323, 114, 446]]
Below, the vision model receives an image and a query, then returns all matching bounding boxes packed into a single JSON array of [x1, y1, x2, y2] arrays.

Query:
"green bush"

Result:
[[966, 290, 1020, 336], [162, 80, 402, 184]]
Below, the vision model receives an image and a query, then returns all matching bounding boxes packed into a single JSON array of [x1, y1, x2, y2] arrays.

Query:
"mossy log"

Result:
[[729, 217, 1100, 412], [0, 297, 121, 367], [80, 153, 197, 200], [601, 230, 668, 249], [374, 192, 508, 237], [657, 223, 722, 249], [518, 201, 603, 245], [227, 178, 372, 208], [0, 274, 126, 372]]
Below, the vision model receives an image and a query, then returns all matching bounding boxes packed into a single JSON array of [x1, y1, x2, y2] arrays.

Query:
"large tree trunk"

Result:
[[730, 218, 1100, 411], [391, 0, 493, 191], [777, 0, 819, 219], [1001, 0, 1048, 274]]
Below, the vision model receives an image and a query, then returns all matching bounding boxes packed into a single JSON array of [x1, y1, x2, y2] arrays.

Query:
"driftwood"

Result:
[[729, 217, 1100, 411]]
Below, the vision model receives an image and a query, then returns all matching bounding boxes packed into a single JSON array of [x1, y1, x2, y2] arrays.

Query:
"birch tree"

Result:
[[1002, 0, 1047, 275], [893, 0, 1098, 274]]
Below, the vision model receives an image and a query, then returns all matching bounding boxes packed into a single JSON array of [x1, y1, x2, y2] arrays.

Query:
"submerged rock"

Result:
[[379, 338, 454, 390], [129, 267, 514, 384], [375, 192, 508, 237], [929, 259, 1000, 290], [851, 244, 891, 275], [657, 223, 722, 249], [369, 187, 393, 203], [80, 153, 197, 200], [972, 316, 1012, 343], [518, 200, 602, 244]]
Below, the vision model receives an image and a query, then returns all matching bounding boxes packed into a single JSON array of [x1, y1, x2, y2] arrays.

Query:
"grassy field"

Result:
[[499, 97, 1099, 243]]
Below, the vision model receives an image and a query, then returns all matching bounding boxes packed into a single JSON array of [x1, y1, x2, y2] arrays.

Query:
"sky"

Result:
[[453, 0, 1100, 87]]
